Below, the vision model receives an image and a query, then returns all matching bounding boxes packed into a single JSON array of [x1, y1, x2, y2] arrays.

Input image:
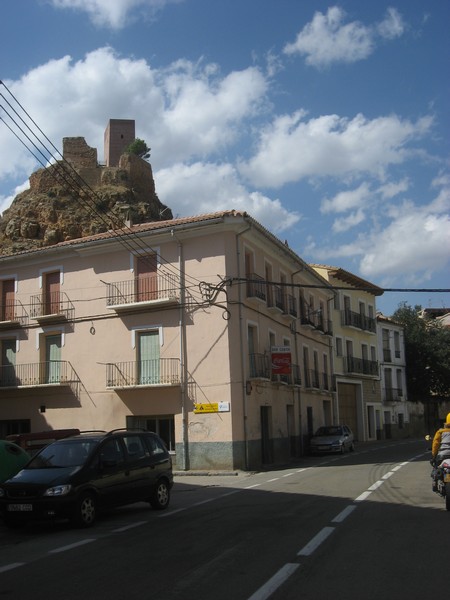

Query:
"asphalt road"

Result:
[[0, 439, 445, 600]]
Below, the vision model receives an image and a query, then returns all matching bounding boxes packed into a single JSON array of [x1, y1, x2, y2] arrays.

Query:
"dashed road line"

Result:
[[247, 563, 300, 600], [297, 526, 335, 556]]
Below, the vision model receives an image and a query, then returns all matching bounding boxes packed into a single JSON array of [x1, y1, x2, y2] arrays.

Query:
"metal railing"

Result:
[[30, 292, 75, 321], [105, 271, 180, 307], [0, 361, 78, 388], [249, 353, 270, 379], [341, 309, 376, 333], [385, 387, 404, 402], [106, 358, 181, 388], [345, 356, 378, 376], [0, 300, 28, 326], [246, 273, 266, 302]]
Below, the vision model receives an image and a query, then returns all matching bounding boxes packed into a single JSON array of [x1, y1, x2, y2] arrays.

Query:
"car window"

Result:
[[28, 440, 96, 468], [123, 435, 146, 459], [145, 435, 166, 456], [99, 439, 125, 465]]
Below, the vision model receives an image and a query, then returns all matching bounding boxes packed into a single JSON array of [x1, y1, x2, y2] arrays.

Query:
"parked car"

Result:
[[0, 440, 30, 483], [309, 425, 355, 454], [0, 429, 173, 528]]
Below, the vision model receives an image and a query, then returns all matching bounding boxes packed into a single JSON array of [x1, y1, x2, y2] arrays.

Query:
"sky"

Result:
[[0, 0, 449, 316]]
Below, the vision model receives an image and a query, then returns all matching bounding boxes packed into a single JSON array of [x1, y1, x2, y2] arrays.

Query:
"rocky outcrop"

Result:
[[0, 137, 172, 255]]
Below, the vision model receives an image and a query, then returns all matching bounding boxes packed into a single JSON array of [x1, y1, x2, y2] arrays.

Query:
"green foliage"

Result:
[[393, 302, 450, 402], [124, 138, 151, 160]]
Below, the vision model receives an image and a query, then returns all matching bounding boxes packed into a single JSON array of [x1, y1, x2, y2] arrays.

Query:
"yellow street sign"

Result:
[[194, 403, 219, 413]]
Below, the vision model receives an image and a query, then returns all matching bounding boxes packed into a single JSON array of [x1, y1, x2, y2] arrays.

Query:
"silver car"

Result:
[[309, 425, 355, 454]]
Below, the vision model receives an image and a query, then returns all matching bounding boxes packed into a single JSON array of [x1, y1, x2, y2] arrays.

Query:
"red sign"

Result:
[[271, 347, 291, 375]]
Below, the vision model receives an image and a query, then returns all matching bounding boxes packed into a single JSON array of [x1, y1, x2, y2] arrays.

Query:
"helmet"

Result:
[[446, 413, 450, 425]]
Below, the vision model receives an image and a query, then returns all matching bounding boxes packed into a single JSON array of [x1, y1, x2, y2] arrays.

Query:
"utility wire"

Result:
[[0, 81, 207, 302]]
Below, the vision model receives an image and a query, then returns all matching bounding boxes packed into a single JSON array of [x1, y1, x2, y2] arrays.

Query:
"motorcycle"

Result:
[[426, 435, 450, 511]]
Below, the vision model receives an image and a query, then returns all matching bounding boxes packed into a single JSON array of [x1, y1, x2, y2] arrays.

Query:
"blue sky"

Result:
[[1, 0, 449, 316]]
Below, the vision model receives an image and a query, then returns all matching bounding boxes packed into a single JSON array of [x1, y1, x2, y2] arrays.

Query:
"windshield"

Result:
[[27, 440, 98, 468], [315, 426, 343, 437]]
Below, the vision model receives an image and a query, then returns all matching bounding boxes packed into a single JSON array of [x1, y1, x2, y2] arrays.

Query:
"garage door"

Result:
[[337, 383, 358, 438]]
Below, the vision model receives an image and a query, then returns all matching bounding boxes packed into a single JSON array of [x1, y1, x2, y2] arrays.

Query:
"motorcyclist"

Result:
[[431, 412, 450, 492], [432, 412, 450, 461]]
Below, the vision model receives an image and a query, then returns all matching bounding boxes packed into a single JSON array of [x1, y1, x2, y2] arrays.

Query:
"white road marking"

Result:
[[0, 563, 25, 573], [247, 563, 300, 600], [297, 526, 335, 556], [49, 539, 96, 554], [332, 505, 357, 523]]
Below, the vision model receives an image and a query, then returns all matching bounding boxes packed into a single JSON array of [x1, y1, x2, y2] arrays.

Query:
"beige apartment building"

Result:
[[311, 265, 383, 441], [0, 210, 337, 471]]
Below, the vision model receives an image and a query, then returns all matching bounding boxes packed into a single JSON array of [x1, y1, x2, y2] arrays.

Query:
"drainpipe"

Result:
[[290, 268, 303, 456], [174, 230, 189, 470], [236, 223, 251, 471]]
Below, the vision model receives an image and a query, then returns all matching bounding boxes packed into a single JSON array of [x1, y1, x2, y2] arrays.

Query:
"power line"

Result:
[[0, 81, 207, 302]]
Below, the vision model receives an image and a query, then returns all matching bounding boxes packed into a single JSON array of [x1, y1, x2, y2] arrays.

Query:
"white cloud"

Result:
[[154, 162, 300, 233], [332, 209, 366, 233], [0, 180, 29, 216], [49, 0, 181, 29], [321, 182, 371, 214], [0, 47, 268, 186], [283, 5, 405, 68], [377, 178, 410, 199], [239, 111, 432, 188], [377, 7, 405, 40]]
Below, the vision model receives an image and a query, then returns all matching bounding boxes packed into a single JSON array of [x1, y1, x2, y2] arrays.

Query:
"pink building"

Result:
[[0, 211, 335, 470]]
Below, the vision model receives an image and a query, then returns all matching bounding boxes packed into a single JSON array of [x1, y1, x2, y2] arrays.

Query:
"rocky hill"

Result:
[[0, 136, 172, 255]]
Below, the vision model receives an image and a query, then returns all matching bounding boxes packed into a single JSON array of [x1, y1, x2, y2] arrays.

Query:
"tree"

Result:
[[124, 138, 151, 160], [392, 303, 450, 404]]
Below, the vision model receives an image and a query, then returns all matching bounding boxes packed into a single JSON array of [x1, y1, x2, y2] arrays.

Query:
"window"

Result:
[[136, 254, 158, 301], [394, 331, 401, 358], [138, 330, 160, 385], [1, 338, 16, 386], [123, 435, 146, 458], [44, 334, 62, 383], [44, 271, 61, 316], [0, 419, 30, 438], [1, 279, 16, 321], [127, 416, 175, 452], [336, 337, 343, 357]]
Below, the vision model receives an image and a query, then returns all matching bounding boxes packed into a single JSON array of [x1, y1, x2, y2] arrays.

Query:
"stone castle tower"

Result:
[[104, 119, 136, 167]]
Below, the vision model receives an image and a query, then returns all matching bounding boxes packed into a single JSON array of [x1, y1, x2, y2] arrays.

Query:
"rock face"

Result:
[[0, 137, 172, 255]]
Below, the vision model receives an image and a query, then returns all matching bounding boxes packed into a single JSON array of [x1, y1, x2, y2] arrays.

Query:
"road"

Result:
[[0, 439, 445, 600]]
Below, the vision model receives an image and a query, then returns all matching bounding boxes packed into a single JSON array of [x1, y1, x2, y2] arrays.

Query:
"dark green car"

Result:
[[0, 429, 173, 528]]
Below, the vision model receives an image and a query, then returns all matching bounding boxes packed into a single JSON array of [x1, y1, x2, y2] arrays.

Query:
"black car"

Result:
[[0, 429, 173, 528]]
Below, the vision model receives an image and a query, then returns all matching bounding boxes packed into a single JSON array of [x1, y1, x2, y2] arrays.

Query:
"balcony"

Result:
[[249, 353, 270, 380], [246, 273, 266, 303], [0, 300, 28, 328], [106, 358, 180, 389], [106, 272, 180, 311], [345, 356, 378, 376], [30, 292, 75, 322], [341, 309, 376, 333], [0, 361, 79, 388], [271, 363, 302, 387], [384, 387, 404, 402]]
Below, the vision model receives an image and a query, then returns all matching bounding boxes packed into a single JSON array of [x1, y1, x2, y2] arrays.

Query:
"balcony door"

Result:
[[1, 279, 15, 321], [44, 272, 60, 316], [136, 255, 158, 302], [138, 331, 160, 385], [1, 339, 16, 386], [45, 334, 62, 383]]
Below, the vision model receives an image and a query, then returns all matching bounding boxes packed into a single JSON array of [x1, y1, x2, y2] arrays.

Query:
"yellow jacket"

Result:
[[432, 424, 450, 458]]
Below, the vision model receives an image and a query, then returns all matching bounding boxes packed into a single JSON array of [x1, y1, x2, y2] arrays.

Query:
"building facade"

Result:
[[311, 265, 383, 441], [376, 313, 409, 438], [0, 211, 337, 471]]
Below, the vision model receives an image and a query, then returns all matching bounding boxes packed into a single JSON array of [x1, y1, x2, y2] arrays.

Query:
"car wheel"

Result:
[[349, 442, 355, 452], [72, 492, 97, 527], [150, 480, 170, 510], [341, 443, 346, 454]]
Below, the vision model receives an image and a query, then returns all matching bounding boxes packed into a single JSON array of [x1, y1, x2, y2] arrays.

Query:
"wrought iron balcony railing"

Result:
[[30, 292, 75, 321], [246, 273, 266, 302], [384, 387, 404, 402], [0, 361, 78, 388], [106, 358, 181, 388], [105, 271, 180, 309], [0, 300, 28, 327], [344, 356, 379, 376], [341, 309, 376, 333], [248, 353, 270, 379]]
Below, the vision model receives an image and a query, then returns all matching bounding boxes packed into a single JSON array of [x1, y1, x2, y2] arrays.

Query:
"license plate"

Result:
[[444, 474, 450, 483], [7, 504, 33, 512]]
